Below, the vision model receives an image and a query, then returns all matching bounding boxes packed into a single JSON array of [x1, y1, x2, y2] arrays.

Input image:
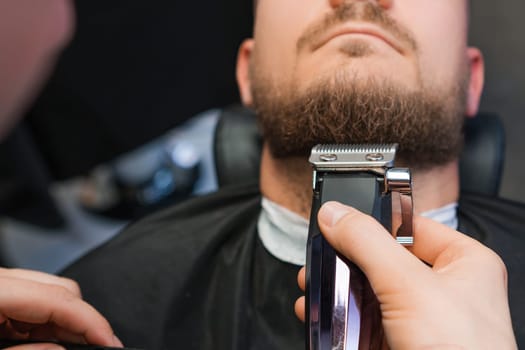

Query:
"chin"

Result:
[[299, 54, 416, 91], [306, 64, 416, 95]]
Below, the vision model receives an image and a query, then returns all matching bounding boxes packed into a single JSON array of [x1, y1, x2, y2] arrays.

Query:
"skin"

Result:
[[236, 0, 484, 217], [0, 0, 514, 348], [0, 0, 74, 138], [0, 1, 121, 348], [0, 268, 123, 349], [236, 0, 516, 347], [295, 202, 518, 349]]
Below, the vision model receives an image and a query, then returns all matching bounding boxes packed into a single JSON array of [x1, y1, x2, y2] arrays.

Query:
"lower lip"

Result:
[[324, 33, 397, 52], [332, 32, 388, 44]]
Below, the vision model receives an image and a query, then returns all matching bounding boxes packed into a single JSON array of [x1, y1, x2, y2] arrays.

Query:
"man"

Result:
[[0, 0, 121, 348], [63, 0, 525, 348]]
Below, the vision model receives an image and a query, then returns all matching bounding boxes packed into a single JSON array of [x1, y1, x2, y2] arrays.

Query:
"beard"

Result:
[[250, 69, 469, 171]]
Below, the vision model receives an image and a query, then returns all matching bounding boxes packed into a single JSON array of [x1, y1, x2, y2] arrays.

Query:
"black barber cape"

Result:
[[62, 182, 525, 349]]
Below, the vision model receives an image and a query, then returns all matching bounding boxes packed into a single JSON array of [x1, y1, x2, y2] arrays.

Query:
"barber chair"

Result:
[[213, 105, 506, 196]]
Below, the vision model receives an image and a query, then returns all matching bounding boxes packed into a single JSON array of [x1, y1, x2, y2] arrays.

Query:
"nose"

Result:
[[328, 0, 392, 10]]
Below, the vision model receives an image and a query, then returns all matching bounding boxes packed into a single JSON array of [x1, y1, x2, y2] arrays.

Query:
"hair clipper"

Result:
[[306, 144, 414, 350]]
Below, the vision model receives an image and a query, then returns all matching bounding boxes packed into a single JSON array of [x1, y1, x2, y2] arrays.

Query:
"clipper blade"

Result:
[[309, 143, 398, 169]]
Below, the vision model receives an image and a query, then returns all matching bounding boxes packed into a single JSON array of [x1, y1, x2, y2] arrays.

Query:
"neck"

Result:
[[259, 143, 460, 219]]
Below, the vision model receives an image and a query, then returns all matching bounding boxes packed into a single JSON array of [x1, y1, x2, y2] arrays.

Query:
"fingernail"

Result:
[[49, 346, 66, 350], [113, 335, 124, 347], [40, 345, 65, 350], [319, 201, 351, 227]]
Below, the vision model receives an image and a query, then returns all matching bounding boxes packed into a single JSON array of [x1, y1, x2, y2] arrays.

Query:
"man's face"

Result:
[[237, 0, 484, 168], [0, 0, 74, 138], [250, 0, 471, 99]]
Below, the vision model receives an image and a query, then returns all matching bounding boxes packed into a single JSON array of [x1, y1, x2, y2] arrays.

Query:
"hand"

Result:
[[0, 268, 123, 349], [295, 201, 517, 349]]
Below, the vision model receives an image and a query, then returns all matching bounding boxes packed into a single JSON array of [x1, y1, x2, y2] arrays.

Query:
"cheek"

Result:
[[399, 4, 468, 88], [253, 0, 323, 85], [0, 0, 74, 58], [41, 0, 76, 48], [416, 36, 467, 91], [0, 0, 74, 132]]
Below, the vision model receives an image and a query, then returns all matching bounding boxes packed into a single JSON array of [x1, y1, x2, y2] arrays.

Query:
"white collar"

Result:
[[257, 197, 458, 266]]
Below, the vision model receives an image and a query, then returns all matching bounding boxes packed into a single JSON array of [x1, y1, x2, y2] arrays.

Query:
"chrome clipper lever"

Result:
[[386, 168, 414, 245], [306, 143, 413, 350]]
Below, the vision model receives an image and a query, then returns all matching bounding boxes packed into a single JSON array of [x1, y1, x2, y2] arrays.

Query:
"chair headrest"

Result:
[[214, 105, 505, 197], [213, 105, 262, 187], [459, 113, 505, 196]]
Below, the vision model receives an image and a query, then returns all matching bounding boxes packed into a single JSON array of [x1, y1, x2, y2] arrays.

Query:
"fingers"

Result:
[[409, 216, 507, 288], [0, 269, 81, 297], [0, 278, 122, 347], [295, 268, 306, 323], [409, 216, 480, 266], [311, 202, 517, 349], [297, 267, 305, 292], [295, 269, 306, 322], [316, 201, 508, 300], [317, 202, 429, 293], [294, 296, 305, 322], [6, 344, 65, 350]]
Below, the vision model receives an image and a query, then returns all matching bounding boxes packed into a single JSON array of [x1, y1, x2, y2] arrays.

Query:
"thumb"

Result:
[[6, 344, 65, 350], [317, 201, 428, 293]]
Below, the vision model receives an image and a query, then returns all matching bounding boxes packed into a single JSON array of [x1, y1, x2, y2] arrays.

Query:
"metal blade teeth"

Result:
[[312, 144, 398, 154]]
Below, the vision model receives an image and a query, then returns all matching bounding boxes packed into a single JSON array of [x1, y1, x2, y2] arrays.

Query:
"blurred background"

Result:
[[0, 0, 523, 272], [470, 0, 525, 201], [0, 0, 254, 271]]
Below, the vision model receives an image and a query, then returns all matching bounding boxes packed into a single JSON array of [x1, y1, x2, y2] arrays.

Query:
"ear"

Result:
[[465, 47, 485, 117], [236, 39, 255, 107]]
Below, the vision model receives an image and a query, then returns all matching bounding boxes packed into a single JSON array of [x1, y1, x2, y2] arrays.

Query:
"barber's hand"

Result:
[[0, 268, 123, 350], [295, 201, 517, 349]]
